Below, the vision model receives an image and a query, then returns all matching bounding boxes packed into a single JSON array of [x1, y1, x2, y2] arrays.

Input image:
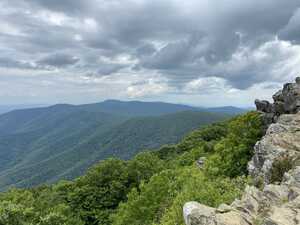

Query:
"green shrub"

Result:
[[270, 156, 293, 183], [204, 112, 263, 177]]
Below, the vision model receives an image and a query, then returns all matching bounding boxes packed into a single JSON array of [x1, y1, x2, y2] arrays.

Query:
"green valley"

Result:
[[0, 111, 263, 225], [0, 101, 234, 190]]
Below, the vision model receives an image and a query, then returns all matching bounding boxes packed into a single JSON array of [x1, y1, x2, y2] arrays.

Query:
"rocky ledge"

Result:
[[183, 78, 300, 225]]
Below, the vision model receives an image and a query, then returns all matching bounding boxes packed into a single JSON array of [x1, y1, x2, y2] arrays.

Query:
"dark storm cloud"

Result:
[[1, 0, 300, 95], [279, 9, 300, 44], [135, 44, 156, 57], [97, 64, 126, 76], [9, 0, 89, 15], [37, 53, 79, 68]]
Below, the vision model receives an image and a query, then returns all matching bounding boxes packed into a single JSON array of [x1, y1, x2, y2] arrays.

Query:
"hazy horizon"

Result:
[[0, 98, 256, 109]]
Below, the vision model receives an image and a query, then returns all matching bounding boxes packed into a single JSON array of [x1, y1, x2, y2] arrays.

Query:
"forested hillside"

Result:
[[0, 111, 263, 225], [0, 101, 229, 190]]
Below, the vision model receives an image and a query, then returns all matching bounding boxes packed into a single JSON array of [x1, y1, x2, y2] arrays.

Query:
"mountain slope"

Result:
[[0, 102, 228, 190], [0, 111, 262, 225], [0, 104, 47, 115], [205, 106, 249, 115], [79, 100, 249, 116], [77, 100, 200, 117]]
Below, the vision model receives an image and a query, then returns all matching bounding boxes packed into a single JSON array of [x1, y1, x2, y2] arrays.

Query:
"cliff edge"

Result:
[[183, 78, 300, 225]]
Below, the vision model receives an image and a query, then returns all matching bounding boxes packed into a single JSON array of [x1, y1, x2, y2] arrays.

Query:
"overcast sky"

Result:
[[1, 0, 300, 107]]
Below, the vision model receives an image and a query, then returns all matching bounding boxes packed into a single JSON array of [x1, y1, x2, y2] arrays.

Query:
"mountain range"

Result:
[[0, 100, 247, 190]]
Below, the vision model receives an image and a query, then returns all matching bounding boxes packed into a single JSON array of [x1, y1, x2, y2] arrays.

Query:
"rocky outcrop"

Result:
[[183, 78, 300, 225], [184, 167, 300, 225], [248, 112, 300, 185], [255, 77, 300, 126]]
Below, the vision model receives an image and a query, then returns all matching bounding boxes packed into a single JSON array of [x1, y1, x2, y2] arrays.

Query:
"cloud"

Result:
[[126, 78, 169, 98], [183, 77, 231, 94], [0, 0, 300, 105], [0, 57, 34, 69], [279, 8, 300, 44], [97, 64, 126, 76], [37, 53, 79, 68]]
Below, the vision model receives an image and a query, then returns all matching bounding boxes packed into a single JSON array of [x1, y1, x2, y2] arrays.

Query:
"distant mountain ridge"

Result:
[[0, 100, 249, 116], [0, 100, 244, 190], [0, 104, 47, 115]]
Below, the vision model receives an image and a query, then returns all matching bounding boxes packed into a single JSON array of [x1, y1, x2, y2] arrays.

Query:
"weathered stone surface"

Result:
[[216, 204, 232, 213], [263, 184, 289, 203], [264, 206, 299, 225], [248, 112, 300, 184], [255, 99, 274, 113], [273, 90, 283, 102], [215, 211, 249, 225], [183, 202, 250, 225], [256, 77, 300, 126], [183, 202, 216, 225]]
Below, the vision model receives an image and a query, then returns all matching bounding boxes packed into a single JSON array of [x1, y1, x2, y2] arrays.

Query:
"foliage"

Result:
[[0, 189, 83, 225], [0, 112, 262, 225], [0, 108, 226, 190], [157, 175, 248, 225], [112, 166, 247, 225], [270, 155, 294, 183], [204, 112, 263, 177]]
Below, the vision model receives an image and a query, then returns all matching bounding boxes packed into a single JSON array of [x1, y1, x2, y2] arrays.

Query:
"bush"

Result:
[[270, 156, 293, 183], [204, 112, 263, 177]]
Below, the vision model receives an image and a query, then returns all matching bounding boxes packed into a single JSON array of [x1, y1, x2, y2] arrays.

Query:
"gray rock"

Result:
[[255, 99, 274, 113], [265, 206, 299, 225], [248, 112, 300, 185], [183, 202, 216, 225], [183, 202, 250, 225], [216, 204, 232, 213], [273, 90, 283, 102], [196, 157, 206, 168], [256, 78, 300, 125]]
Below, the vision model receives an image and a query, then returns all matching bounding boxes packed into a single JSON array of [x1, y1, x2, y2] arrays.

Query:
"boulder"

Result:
[[255, 99, 274, 113], [256, 77, 300, 125], [196, 157, 206, 168], [183, 202, 216, 225]]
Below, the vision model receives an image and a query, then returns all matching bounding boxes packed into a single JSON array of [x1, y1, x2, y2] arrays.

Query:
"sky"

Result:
[[1, 0, 300, 107]]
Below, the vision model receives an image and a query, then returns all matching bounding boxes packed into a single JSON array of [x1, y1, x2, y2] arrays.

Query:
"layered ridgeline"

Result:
[[0, 101, 262, 224], [0, 100, 244, 190], [184, 77, 300, 225]]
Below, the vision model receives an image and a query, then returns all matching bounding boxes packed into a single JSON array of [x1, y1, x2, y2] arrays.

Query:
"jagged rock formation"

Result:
[[183, 78, 300, 225], [255, 77, 300, 126], [248, 112, 300, 185]]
